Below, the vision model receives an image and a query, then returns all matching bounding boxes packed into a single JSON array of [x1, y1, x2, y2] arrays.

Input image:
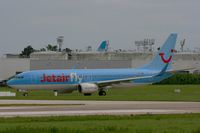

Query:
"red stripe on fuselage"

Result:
[[40, 74, 70, 82]]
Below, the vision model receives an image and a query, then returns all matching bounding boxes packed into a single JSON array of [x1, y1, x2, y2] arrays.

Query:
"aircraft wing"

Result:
[[95, 63, 169, 87], [95, 75, 155, 87], [166, 67, 196, 74]]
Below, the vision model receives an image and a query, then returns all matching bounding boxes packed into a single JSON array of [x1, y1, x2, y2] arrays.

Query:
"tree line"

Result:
[[155, 74, 200, 85], [20, 44, 59, 58]]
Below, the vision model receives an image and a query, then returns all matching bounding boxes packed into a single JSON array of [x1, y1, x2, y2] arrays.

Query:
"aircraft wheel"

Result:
[[23, 93, 28, 96], [99, 91, 106, 96]]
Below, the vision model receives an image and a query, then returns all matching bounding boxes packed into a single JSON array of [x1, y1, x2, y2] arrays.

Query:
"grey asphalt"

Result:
[[0, 100, 199, 117]]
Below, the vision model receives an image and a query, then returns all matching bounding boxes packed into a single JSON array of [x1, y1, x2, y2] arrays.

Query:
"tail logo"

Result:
[[159, 49, 174, 63]]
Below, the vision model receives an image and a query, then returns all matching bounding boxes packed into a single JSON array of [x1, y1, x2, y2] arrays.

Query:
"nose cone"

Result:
[[6, 79, 14, 88]]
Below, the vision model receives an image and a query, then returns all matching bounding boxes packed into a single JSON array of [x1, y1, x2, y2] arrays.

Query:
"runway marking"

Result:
[[0, 104, 84, 107], [0, 100, 199, 117], [0, 109, 196, 117]]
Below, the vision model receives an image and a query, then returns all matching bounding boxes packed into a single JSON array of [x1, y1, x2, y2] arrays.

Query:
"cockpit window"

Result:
[[14, 76, 24, 79], [7, 75, 24, 80]]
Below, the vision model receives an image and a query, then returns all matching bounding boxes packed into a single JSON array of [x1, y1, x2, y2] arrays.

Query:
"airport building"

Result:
[[0, 57, 30, 81], [30, 51, 200, 70]]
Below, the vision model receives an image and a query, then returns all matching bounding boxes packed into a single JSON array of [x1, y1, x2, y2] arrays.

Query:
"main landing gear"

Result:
[[98, 90, 106, 96], [17, 89, 28, 96]]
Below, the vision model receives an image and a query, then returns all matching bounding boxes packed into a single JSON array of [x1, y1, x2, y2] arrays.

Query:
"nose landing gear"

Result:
[[17, 89, 29, 96]]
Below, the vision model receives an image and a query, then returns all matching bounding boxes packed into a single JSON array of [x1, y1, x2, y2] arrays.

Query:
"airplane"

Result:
[[7, 33, 177, 96], [97, 40, 109, 52]]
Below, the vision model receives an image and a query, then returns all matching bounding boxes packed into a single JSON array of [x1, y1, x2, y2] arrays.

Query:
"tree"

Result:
[[40, 48, 46, 52], [46, 44, 58, 51], [20, 45, 35, 57]]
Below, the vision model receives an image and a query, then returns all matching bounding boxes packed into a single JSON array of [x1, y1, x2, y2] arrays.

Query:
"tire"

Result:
[[23, 93, 28, 96], [99, 91, 106, 96]]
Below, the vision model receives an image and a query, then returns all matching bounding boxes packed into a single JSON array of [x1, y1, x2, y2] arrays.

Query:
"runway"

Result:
[[0, 100, 200, 117]]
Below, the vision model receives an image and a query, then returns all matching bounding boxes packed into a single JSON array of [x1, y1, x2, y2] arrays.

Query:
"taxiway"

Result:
[[0, 100, 199, 117]]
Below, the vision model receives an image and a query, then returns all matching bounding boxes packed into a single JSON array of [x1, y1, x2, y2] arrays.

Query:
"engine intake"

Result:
[[78, 83, 98, 94]]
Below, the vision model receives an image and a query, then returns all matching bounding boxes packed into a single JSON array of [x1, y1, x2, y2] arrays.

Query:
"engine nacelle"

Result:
[[78, 83, 98, 94]]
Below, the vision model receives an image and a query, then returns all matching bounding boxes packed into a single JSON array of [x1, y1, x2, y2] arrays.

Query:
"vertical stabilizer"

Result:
[[97, 40, 109, 52], [142, 33, 177, 70]]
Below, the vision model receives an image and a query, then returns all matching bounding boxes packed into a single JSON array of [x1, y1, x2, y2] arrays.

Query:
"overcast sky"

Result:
[[0, 0, 199, 56]]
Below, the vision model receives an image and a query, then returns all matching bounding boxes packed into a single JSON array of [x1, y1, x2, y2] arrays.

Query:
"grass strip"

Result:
[[0, 114, 199, 133]]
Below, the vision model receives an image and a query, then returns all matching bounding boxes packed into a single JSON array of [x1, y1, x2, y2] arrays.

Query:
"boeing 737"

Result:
[[7, 34, 177, 96]]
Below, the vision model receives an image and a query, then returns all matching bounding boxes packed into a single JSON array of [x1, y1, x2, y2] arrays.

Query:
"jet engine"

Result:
[[78, 83, 98, 95]]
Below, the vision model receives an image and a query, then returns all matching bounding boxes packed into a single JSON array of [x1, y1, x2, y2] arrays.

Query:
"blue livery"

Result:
[[97, 40, 109, 52]]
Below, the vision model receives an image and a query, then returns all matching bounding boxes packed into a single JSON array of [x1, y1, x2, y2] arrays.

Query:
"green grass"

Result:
[[0, 85, 200, 101], [0, 114, 200, 133]]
